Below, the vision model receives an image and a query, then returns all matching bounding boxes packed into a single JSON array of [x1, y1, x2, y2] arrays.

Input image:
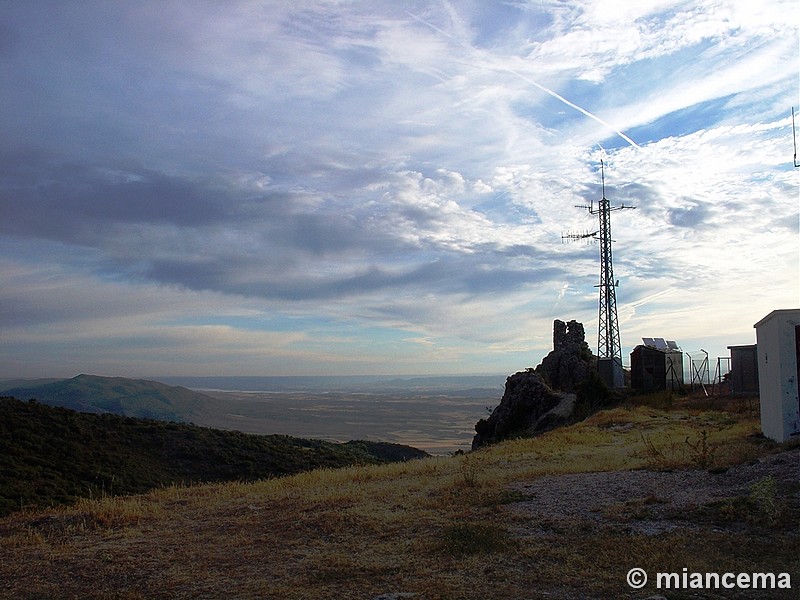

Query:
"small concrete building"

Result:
[[727, 344, 759, 395], [630, 338, 684, 392], [754, 309, 800, 443], [598, 357, 625, 389]]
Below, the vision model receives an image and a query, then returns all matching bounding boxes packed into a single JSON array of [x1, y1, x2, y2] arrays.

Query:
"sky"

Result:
[[1, 0, 798, 379]]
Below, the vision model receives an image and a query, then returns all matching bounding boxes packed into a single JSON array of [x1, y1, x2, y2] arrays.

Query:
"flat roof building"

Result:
[[754, 310, 800, 443], [631, 338, 683, 392]]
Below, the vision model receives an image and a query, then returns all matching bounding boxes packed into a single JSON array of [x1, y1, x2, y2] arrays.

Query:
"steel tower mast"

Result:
[[595, 162, 625, 364], [563, 160, 634, 386]]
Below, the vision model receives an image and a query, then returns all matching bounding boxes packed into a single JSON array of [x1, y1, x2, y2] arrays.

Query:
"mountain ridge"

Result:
[[0, 374, 214, 423]]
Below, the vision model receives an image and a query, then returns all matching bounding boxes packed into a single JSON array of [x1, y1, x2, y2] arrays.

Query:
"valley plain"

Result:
[[196, 389, 496, 455]]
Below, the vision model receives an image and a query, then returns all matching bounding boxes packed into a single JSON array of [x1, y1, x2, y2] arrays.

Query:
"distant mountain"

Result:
[[0, 374, 213, 422], [0, 378, 63, 389], [0, 396, 428, 516]]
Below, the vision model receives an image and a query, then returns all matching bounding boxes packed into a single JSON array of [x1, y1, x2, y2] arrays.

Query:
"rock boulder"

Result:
[[472, 319, 598, 449], [472, 370, 570, 449]]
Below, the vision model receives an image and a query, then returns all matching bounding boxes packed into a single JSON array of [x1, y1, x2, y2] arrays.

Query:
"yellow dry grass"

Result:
[[0, 395, 797, 599]]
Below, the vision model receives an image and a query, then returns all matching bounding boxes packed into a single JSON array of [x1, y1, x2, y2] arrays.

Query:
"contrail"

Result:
[[630, 288, 676, 308], [404, 10, 640, 149], [405, 9, 456, 41], [504, 67, 640, 148]]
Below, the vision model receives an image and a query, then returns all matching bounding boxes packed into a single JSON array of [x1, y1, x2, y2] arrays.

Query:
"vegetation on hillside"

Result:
[[0, 374, 214, 422], [0, 397, 426, 517]]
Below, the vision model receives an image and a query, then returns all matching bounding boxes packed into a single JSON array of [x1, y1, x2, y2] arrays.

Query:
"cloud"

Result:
[[0, 0, 797, 376], [0, 159, 229, 236], [667, 201, 711, 228], [1, 150, 568, 309]]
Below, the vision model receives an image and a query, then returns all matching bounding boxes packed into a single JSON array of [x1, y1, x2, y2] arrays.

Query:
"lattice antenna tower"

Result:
[[563, 160, 635, 364]]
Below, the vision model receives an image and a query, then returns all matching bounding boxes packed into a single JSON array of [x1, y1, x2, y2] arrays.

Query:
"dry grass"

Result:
[[1, 394, 797, 599]]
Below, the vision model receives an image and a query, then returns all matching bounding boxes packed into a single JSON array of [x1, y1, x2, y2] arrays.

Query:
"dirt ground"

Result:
[[509, 446, 800, 537]]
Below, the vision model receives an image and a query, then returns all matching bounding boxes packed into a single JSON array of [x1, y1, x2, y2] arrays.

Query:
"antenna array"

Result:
[[561, 230, 596, 245]]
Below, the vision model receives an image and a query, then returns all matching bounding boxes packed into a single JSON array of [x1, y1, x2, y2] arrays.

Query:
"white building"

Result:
[[754, 309, 800, 443]]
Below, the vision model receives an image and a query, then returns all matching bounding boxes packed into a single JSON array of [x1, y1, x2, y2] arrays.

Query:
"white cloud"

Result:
[[0, 0, 797, 376]]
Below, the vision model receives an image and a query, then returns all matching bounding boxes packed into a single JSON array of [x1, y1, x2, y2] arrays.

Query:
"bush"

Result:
[[573, 370, 613, 420]]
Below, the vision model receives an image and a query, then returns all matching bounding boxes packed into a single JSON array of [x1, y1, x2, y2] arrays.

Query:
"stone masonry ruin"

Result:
[[535, 319, 593, 392], [472, 319, 607, 449]]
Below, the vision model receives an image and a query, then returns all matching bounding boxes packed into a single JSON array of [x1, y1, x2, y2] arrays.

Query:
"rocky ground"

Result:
[[509, 446, 800, 538]]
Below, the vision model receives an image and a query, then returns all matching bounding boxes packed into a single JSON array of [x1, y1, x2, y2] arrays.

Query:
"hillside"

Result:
[[0, 374, 214, 422], [0, 397, 427, 517], [0, 393, 797, 599], [0, 375, 500, 455]]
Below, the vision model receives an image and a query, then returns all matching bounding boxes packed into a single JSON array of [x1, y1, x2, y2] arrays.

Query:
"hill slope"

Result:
[[0, 374, 213, 422], [0, 394, 796, 599], [0, 397, 427, 517]]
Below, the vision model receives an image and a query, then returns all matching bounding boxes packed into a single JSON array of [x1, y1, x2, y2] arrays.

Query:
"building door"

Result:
[[796, 325, 800, 429]]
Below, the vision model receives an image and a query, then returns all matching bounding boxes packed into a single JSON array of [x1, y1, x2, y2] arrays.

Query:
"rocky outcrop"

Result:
[[535, 319, 593, 391], [472, 370, 573, 449], [472, 319, 598, 450]]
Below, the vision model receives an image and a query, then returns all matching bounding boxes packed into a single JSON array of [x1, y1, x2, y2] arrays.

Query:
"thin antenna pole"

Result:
[[601, 159, 606, 199], [793, 107, 799, 168]]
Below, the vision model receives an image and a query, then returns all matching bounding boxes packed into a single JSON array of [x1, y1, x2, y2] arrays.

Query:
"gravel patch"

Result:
[[508, 448, 800, 536]]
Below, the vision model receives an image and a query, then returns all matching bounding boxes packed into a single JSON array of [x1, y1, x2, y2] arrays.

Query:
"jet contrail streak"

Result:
[[405, 10, 457, 41], [404, 10, 640, 149], [504, 67, 640, 149], [630, 288, 676, 308]]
